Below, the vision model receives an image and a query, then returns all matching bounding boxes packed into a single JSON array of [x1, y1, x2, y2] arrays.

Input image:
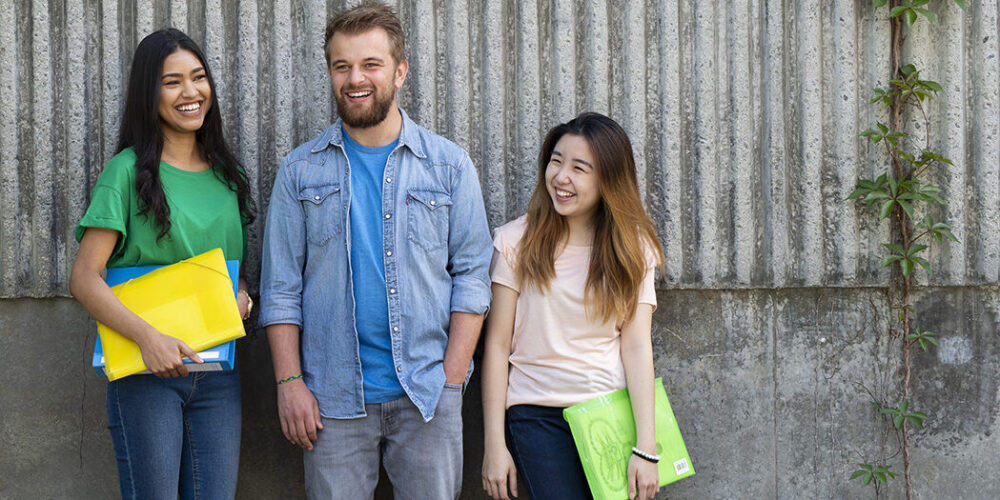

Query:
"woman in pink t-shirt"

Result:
[[481, 112, 665, 500]]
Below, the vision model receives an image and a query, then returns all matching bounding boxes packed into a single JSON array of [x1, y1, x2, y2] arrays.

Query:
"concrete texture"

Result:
[[3, 287, 999, 499], [1, 1, 998, 297], [2, 0, 999, 498]]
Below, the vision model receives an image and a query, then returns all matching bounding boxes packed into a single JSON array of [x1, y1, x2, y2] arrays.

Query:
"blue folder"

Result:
[[92, 260, 240, 377]]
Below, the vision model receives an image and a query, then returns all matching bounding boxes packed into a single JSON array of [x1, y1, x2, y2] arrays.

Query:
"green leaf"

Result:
[[889, 6, 909, 17], [864, 191, 890, 203], [900, 64, 917, 76], [914, 8, 936, 23], [901, 258, 914, 277], [954, 0, 966, 9], [872, 0, 889, 7], [882, 255, 904, 267], [883, 243, 905, 254], [850, 469, 867, 480], [913, 256, 932, 274], [879, 200, 895, 219], [906, 9, 918, 26], [927, 336, 939, 346], [908, 244, 929, 255], [894, 414, 905, 429], [898, 200, 914, 219], [922, 80, 943, 92], [877, 122, 889, 134]]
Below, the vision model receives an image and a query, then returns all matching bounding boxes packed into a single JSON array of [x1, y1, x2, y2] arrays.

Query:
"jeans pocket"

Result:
[[298, 183, 343, 245], [406, 188, 452, 251]]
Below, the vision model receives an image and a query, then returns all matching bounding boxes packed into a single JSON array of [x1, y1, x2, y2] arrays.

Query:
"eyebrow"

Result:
[[552, 149, 593, 168], [330, 56, 386, 66], [161, 67, 205, 79]]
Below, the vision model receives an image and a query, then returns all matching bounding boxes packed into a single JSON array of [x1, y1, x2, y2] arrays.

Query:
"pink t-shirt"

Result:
[[491, 216, 657, 409]]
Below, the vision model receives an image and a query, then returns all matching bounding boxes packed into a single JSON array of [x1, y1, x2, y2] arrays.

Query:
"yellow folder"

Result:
[[97, 248, 246, 381]]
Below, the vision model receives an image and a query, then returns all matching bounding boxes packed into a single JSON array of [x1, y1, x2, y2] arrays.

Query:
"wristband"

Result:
[[631, 446, 661, 464], [277, 374, 303, 385]]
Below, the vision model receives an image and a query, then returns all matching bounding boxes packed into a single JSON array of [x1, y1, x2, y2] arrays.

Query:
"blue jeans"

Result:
[[106, 369, 241, 500], [303, 383, 464, 499], [506, 404, 593, 500]]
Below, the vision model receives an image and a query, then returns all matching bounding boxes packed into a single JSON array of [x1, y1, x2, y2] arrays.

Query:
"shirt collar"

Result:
[[312, 107, 426, 159]]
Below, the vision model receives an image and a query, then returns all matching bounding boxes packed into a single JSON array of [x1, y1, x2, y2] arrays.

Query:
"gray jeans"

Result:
[[303, 384, 464, 499]]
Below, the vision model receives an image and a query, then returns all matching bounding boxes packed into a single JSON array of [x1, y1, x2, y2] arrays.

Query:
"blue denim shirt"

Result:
[[259, 109, 492, 421]]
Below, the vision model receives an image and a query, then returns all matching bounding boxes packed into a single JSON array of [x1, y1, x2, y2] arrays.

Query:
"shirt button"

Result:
[[385, 177, 392, 183], [389, 288, 396, 294], [314, 195, 320, 201], [429, 200, 436, 206], [385, 213, 391, 219], [386, 250, 392, 256], [396, 366, 401, 372], [393, 326, 399, 332]]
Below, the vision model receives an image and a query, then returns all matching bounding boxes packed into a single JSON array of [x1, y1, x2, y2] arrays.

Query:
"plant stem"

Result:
[[889, 2, 914, 499]]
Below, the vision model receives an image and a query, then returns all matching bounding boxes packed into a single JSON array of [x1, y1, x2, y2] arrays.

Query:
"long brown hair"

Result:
[[518, 112, 664, 325]]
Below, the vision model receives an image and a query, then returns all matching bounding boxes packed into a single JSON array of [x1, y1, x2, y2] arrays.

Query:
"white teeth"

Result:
[[347, 91, 372, 98], [177, 103, 200, 112], [556, 189, 574, 197]]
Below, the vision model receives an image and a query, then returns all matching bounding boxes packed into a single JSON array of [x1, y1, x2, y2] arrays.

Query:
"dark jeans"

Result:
[[506, 404, 593, 500]]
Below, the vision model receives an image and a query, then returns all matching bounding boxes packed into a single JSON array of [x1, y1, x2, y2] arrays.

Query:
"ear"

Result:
[[394, 59, 409, 89]]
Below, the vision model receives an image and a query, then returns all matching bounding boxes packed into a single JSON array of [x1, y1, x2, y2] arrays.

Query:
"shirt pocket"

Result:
[[298, 183, 343, 245], [406, 188, 453, 252]]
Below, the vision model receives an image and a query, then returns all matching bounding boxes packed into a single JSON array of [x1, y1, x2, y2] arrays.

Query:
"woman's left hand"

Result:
[[237, 290, 249, 319], [627, 454, 660, 500]]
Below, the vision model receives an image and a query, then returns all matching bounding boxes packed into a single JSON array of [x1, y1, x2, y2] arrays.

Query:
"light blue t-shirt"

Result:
[[343, 127, 404, 403]]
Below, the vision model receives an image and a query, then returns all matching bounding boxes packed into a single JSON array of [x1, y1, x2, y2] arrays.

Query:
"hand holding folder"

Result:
[[95, 248, 246, 381]]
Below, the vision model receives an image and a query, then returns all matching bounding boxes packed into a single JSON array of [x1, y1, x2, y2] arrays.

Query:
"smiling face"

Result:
[[327, 28, 408, 129], [157, 49, 211, 136], [545, 133, 602, 226]]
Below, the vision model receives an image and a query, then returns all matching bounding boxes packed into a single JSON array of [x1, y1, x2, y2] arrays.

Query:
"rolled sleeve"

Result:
[[446, 154, 492, 315], [259, 159, 307, 327]]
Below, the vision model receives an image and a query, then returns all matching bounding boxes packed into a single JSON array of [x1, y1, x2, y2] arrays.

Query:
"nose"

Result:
[[181, 78, 199, 98], [347, 66, 366, 86], [554, 165, 572, 184]]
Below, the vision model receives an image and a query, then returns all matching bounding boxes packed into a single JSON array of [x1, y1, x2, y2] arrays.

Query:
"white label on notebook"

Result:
[[673, 458, 690, 475], [199, 351, 221, 360]]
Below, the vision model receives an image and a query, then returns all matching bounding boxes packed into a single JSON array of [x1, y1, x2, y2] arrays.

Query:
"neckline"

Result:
[[160, 160, 213, 174]]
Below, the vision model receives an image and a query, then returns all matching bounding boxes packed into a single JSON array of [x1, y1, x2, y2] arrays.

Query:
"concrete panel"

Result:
[[2, 1, 997, 297], [3, 287, 998, 498]]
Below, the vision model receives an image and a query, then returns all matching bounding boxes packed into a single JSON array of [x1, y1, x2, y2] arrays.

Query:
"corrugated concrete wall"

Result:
[[1, 0, 997, 297], [2, 1, 999, 499]]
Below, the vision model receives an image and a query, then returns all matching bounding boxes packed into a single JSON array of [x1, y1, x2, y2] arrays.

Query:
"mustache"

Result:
[[342, 85, 376, 93]]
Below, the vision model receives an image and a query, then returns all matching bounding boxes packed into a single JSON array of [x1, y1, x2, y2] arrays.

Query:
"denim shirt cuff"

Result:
[[257, 306, 303, 329], [450, 276, 491, 315]]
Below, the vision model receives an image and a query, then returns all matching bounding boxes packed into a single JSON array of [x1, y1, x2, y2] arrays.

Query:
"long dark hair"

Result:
[[518, 112, 664, 324], [117, 28, 254, 240]]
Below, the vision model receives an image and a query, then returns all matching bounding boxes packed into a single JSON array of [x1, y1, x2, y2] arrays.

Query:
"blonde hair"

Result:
[[324, 1, 406, 66]]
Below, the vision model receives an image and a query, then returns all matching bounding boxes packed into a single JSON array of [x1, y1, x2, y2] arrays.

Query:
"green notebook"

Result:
[[563, 378, 695, 499]]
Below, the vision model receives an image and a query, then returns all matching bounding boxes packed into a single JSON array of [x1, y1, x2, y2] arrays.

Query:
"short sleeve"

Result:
[[75, 160, 132, 244], [489, 218, 525, 293], [637, 265, 657, 310]]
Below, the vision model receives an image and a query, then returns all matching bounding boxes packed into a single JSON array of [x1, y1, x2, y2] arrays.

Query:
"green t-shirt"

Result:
[[75, 148, 247, 268]]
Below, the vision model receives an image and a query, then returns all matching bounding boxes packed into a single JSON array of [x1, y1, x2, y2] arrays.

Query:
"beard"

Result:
[[335, 84, 396, 129]]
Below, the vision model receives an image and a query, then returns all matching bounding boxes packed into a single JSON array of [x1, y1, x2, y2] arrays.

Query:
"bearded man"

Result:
[[258, 2, 492, 498]]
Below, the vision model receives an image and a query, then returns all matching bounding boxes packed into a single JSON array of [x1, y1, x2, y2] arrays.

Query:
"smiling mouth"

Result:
[[555, 189, 575, 198], [176, 102, 202, 113], [346, 90, 373, 99]]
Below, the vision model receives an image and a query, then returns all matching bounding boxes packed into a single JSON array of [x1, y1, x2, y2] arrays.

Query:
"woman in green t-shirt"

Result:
[[69, 28, 254, 500]]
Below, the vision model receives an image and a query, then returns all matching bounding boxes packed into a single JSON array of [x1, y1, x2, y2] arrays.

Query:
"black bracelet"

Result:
[[631, 446, 661, 464]]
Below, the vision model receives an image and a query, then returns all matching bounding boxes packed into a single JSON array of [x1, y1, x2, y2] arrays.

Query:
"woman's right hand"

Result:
[[136, 330, 202, 378], [482, 445, 519, 499]]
